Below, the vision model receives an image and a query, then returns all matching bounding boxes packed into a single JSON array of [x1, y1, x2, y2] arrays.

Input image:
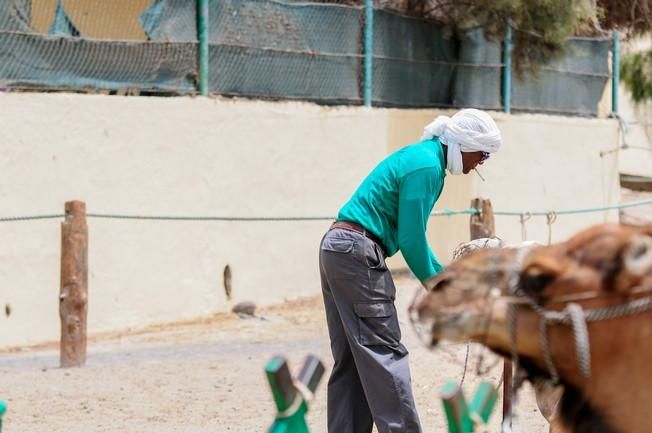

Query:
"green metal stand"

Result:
[[441, 381, 498, 433], [611, 31, 620, 114], [197, 0, 209, 96], [502, 21, 512, 114], [266, 355, 324, 433], [0, 400, 7, 433]]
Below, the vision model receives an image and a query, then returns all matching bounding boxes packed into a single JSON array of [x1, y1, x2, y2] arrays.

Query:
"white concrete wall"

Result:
[[619, 99, 652, 178], [597, 36, 652, 179], [0, 94, 620, 348], [618, 36, 652, 178], [477, 113, 620, 243]]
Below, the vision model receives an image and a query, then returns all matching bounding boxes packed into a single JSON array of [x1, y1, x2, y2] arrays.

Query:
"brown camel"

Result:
[[411, 223, 652, 433], [447, 237, 563, 431]]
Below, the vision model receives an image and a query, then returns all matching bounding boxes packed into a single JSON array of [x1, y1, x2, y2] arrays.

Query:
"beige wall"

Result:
[[0, 94, 620, 348], [32, 0, 150, 40], [478, 113, 620, 243], [384, 111, 620, 268]]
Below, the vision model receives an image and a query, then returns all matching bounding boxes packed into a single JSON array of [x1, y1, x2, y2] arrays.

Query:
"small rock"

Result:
[[232, 301, 256, 316]]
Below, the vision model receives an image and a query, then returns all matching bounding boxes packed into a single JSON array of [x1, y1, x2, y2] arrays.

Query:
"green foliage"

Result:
[[621, 51, 652, 103], [316, 0, 652, 76], [419, 0, 594, 75], [597, 0, 652, 35], [314, 0, 596, 74]]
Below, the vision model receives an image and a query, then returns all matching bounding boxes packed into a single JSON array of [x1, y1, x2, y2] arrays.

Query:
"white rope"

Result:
[[545, 211, 557, 245], [275, 379, 314, 418], [566, 303, 591, 378], [519, 213, 531, 242]]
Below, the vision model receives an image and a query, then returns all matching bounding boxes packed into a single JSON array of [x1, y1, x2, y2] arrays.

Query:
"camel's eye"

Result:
[[519, 266, 556, 299]]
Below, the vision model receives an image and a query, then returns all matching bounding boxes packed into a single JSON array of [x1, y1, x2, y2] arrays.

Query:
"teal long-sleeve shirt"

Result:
[[337, 138, 446, 282]]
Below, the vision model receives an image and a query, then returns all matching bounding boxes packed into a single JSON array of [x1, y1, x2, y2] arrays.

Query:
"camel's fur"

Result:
[[411, 223, 652, 433]]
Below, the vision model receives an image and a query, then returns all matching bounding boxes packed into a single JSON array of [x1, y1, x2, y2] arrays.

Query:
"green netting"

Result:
[[0, 33, 197, 92], [372, 10, 457, 107], [453, 28, 502, 110], [0, 0, 197, 93], [512, 38, 611, 116], [49, 1, 80, 37], [0, 0, 31, 32], [208, 0, 363, 103], [140, 0, 197, 42], [0, 0, 612, 115]]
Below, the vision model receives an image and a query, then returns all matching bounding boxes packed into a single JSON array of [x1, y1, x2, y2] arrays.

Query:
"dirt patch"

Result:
[[0, 276, 548, 433]]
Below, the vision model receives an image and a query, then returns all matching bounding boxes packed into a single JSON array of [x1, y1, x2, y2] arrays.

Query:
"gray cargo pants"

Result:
[[319, 227, 422, 433]]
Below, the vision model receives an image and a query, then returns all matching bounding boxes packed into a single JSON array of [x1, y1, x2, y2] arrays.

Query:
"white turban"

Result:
[[421, 108, 502, 175]]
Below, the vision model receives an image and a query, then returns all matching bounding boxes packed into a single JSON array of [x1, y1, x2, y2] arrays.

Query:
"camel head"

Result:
[[411, 223, 652, 433], [411, 243, 525, 345], [411, 223, 652, 368]]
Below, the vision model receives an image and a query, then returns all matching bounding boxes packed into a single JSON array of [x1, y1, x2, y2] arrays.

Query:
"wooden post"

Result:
[[469, 198, 511, 427], [470, 198, 495, 240], [59, 201, 88, 368], [502, 361, 512, 424]]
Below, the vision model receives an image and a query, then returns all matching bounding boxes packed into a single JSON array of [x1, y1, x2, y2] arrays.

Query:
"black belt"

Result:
[[330, 221, 386, 255]]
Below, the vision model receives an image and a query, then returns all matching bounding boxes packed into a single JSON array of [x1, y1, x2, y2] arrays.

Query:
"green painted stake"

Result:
[[469, 382, 498, 424], [441, 381, 498, 433], [0, 400, 7, 433], [441, 382, 473, 433], [266, 355, 324, 433]]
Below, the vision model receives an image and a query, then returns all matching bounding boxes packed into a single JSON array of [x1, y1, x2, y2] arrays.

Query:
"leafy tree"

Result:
[[596, 0, 652, 35], [621, 51, 652, 104], [409, 0, 594, 75], [312, 0, 652, 78], [600, 0, 652, 104]]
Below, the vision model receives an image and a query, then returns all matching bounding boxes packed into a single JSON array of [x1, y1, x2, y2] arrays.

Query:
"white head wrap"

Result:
[[421, 108, 502, 175]]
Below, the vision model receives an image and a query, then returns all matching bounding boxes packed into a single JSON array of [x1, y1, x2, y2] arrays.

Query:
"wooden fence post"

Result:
[[59, 201, 88, 368], [470, 198, 495, 240], [469, 198, 512, 427]]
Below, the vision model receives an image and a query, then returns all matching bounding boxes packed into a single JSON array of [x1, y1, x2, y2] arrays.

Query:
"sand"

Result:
[[0, 276, 549, 433]]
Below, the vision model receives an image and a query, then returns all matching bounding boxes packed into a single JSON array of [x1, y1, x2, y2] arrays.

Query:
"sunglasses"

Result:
[[479, 151, 490, 163]]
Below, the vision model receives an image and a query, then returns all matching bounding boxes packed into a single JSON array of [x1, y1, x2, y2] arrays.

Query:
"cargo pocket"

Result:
[[354, 301, 401, 346], [365, 241, 387, 271], [321, 237, 354, 254]]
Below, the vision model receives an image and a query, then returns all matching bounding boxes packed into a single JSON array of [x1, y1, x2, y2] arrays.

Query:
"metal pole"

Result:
[[612, 31, 620, 114], [502, 22, 512, 113], [197, 0, 209, 96], [364, 0, 373, 107]]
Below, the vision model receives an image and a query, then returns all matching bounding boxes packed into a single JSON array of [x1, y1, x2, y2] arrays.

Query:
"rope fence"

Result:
[[1, 197, 649, 368], [0, 199, 650, 223]]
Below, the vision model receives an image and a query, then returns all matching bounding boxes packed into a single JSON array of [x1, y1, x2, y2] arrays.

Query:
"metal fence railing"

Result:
[[0, 0, 616, 116]]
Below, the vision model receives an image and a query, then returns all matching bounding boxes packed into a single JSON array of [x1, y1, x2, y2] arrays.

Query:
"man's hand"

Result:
[[422, 275, 440, 292]]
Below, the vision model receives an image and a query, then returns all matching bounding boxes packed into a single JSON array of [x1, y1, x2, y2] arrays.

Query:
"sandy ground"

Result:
[[0, 275, 549, 433]]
